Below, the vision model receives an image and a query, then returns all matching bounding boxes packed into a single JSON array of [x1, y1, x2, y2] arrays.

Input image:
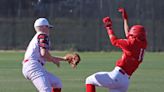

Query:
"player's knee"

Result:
[[85, 76, 93, 84], [56, 81, 62, 88], [51, 78, 62, 88], [39, 86, 51, 92], [36, 82, 51, 92]]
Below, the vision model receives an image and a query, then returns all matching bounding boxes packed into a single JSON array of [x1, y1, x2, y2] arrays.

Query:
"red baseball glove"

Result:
[[64, 53, 81, 69]]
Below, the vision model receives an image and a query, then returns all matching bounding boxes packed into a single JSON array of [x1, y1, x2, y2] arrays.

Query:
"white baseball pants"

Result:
[[22, 60, 62, 92], [86, 67, 130, 92]]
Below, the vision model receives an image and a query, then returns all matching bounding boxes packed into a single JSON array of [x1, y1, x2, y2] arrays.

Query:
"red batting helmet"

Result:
[[128, 25, 146, 41]]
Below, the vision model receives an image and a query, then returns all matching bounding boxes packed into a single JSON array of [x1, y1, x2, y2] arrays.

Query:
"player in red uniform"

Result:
[[85, 8, 147, 92]]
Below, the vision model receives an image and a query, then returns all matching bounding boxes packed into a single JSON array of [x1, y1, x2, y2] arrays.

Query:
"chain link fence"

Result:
[[0, 0, 163, 51]]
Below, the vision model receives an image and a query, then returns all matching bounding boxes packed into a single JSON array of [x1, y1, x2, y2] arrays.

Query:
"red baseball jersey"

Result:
[[110, 35, 147, 76]]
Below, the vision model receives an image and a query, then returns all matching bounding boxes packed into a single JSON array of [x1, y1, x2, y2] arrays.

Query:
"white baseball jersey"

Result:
[[24, 32, 49, 65], [22, 32, 62, 92]]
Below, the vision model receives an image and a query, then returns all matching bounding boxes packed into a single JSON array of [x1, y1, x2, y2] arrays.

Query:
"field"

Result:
[[0, 51, 164, 92]]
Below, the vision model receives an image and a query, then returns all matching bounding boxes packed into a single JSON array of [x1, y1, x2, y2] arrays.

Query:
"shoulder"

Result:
[[119, 39, 129, 44]]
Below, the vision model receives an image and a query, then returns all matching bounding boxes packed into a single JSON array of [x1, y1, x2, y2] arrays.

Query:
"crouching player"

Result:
[[22, 18, 64, 92]]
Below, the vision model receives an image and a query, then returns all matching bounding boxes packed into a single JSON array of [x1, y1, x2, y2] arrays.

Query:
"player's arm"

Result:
[[123, 19, 129, 37], [118, 8, 129, 37], [103, 17, 129, 49], [103, 16, 118, 45], [105, 27, 117, 44], [40, 48, 66, 62], [38, 34, 66, 67], [40, 48, 66, 67]]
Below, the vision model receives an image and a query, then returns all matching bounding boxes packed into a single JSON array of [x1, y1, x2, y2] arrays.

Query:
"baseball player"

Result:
[[22, 18, 66, 92], [85, 8, 147, 92]]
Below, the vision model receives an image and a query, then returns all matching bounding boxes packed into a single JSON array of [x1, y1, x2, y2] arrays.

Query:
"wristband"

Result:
[[107, 28, 114, 35]]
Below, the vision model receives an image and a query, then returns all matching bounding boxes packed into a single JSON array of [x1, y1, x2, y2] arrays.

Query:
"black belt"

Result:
[[119, 69, 126, 75], [119, 69, 130, 79]]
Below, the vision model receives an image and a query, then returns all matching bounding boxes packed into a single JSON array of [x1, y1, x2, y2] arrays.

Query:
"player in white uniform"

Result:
[[22, 18, 66, 92]]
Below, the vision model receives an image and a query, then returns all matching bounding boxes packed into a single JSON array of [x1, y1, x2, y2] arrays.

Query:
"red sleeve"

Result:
[[37, 34, 49, 49], [106, 28, 129, 50], [110, 35, 129, 50]]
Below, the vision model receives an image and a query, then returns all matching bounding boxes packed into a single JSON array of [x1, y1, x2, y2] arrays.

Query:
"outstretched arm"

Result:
[[103, 17, 129, 49], [38, 33, 66, 67], [40, 48, 66, 67], [118, 8, 129, 37], [102, 17, 114, 38], [103, 17, 118, 45]]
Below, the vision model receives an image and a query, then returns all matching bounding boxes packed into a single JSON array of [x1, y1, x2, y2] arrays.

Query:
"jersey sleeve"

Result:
[[110, 35, 129, 50], [37, 34, 50, 49]]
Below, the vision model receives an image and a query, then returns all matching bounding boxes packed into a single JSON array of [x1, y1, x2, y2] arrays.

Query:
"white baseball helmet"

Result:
[[34, 18, 53, 28]]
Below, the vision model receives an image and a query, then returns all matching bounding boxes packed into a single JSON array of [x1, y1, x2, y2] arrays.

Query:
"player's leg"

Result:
[[86, 86, 128, 92], [86, 84, 95, 92], [22, 60, 51, 92], [46, 71, 62, 92], [51, 88, 61, 92], [32, 76, 51, 92], [110, 87, 128, 92], [109, 67, 130, 92], [109, 89, 121, 92], [85, 67, 129, 92], [85, 72, 114, 92]]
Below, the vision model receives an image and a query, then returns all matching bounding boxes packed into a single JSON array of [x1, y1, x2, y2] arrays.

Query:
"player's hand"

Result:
[[118, 8, 128, 20], [102, 16, 112, 28]]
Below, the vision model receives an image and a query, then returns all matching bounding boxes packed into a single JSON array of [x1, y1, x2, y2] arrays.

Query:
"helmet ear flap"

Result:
[[136, 32, 146, 41]]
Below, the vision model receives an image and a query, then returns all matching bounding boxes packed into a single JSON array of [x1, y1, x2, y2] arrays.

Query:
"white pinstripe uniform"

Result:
[[22, 18, 62, 92]]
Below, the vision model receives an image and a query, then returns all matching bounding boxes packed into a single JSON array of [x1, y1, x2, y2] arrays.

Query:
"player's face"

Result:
[[36, 25, 50, 34], [128, 35, 136, 40]]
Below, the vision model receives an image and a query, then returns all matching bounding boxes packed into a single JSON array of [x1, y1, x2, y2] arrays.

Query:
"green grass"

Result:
[[0, 51, 164, 92]]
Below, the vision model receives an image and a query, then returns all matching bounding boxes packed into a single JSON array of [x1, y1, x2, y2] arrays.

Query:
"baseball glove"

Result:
[[64, 53, 81, 69]]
